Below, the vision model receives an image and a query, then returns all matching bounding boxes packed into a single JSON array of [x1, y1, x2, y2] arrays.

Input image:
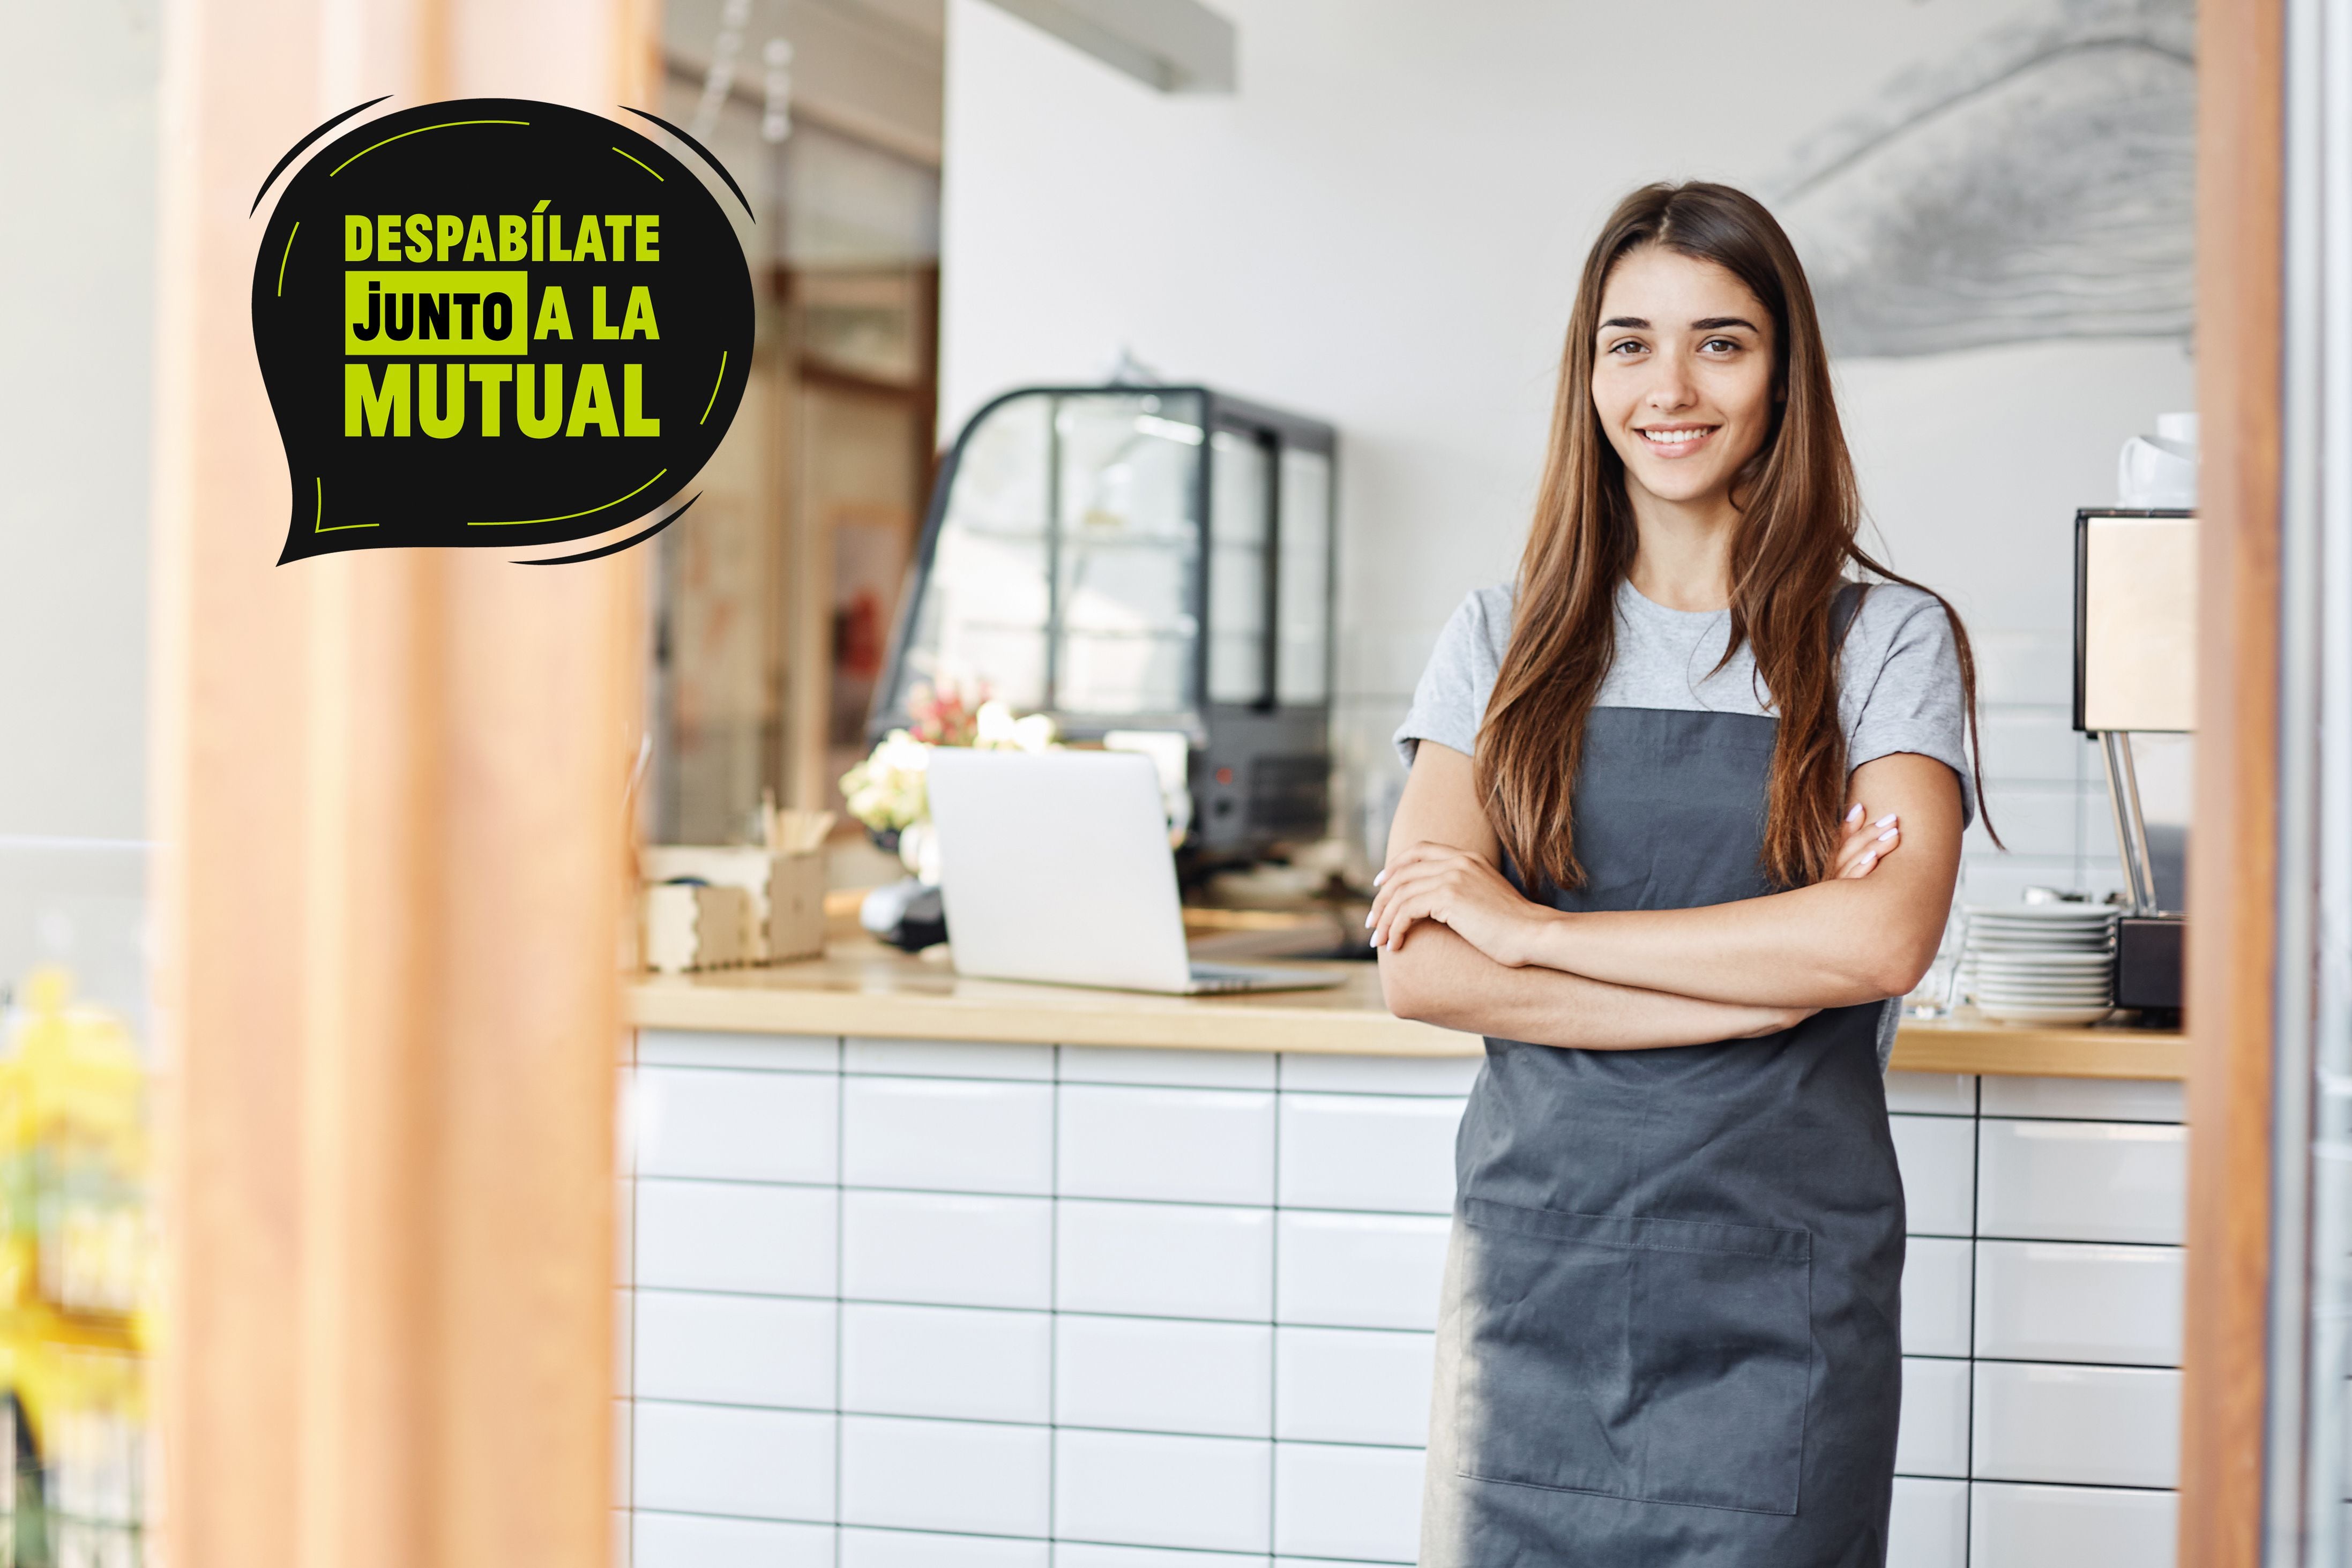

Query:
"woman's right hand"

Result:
[[1833, 803, 1901, 879]]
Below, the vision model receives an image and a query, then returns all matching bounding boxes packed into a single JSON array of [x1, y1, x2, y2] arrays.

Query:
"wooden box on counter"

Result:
[[636, 846, 826, 973]]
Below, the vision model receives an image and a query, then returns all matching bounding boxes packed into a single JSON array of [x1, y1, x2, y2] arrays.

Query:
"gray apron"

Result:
[[1420, 701, 1906, 1567]]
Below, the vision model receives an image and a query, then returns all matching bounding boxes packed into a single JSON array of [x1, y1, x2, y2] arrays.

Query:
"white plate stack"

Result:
[[1960, 903, 2119, 1025]]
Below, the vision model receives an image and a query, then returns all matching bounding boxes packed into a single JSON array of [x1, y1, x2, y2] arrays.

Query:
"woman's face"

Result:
[[1589, 245, 1779, 511]]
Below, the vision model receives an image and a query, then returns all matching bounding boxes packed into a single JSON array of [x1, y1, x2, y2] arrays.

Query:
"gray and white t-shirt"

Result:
[[1392, 577, 1973, 1065]]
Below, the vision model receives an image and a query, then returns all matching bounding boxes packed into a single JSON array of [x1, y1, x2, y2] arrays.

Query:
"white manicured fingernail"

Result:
[[1363, 912, 1375, 927], [1860, 852, 1877, 869], [1877, 827, 1898, 843], [1874, 813, 1897, 828], [1372, 869, 1387, 886], [1846, 804, 1864, 824]]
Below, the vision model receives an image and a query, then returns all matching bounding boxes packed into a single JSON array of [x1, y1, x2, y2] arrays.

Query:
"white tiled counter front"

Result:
[[621, 1032, 2186, 1568]]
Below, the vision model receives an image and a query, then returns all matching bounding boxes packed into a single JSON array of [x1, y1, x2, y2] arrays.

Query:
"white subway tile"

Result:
[[1279, 1054, 1482, 1096], [1889, 1476, 1967, 1568], [614, 1397, 632, 1505], [847, 1037, 1054, 1080], [1055, 1429, 1272, 1553], [1057, 1547, 1266, 1568], [616, 1287, 634, 1390], [842, 1303, 1052, 1424], [1974, 632, 2074, 706], [1891, 1115, 1976, 1236], [1974, 1242, 2184, 1366], [637, 1067, 839, 1184], [1977, 1077, 2184, 1124], [1277, 1095, 1461, 1215], [1959, 857, 2083, 912], [842, 1077, 1054, 1195], [1271, 1442, 1425, 1563], [1056, 1315, 1270, 1438], [1058, 1201, 1275, 1321], [1275, 1211, 1451, 1331], [639, 1030, 839, 1072], [1884, 1073, 1977, 1117], [839, 1415, 1051, 1538], [634, 1512, 834, 1568], [1895, 1357, 1970, 1479], [1972, 1362, 2182, 1488], [636, 1290, 835, 1409], [842, 1191, 1052, 1310], [1060, 1046, 1276, 1089], [636, 1179, 837, 1297], [1901, 1238, 1974, 1359], [1274, 1327, 1435, 1447], [1058, 1086, 1276, 1206], [633, 1400, 834, 1521], [1968, 1482, 2178, 1568], [1977, 1121, 2186, 1244], [841, 1529, 1049, 1568]]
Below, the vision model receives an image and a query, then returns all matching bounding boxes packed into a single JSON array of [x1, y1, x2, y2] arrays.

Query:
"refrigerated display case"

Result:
[[872, 385, 1337, 859]]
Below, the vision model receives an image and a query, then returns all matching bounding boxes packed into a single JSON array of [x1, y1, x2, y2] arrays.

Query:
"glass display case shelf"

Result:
[[873, 384, 1338, 858]]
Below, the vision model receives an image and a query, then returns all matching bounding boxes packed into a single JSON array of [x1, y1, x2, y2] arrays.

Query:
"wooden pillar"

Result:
[[2180, 0, 2286, 1562], [152, 4, 657, 1566]]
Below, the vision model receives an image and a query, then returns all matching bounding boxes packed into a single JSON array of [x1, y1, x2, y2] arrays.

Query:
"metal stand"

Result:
[[2097, 730, 2160, 915]]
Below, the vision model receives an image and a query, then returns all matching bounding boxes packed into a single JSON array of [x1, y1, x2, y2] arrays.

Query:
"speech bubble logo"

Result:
[[250, 99, 755, 564]]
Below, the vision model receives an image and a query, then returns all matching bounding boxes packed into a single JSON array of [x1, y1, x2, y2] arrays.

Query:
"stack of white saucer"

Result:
[[1959, 903, 2119, 1025]]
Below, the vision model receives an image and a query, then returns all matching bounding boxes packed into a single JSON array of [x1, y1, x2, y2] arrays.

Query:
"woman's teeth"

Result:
[[1642, 427, 1711, 446]]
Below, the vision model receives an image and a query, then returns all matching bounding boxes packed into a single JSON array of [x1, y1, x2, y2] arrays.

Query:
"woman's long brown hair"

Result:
[[1478, 181, 1995, 891]]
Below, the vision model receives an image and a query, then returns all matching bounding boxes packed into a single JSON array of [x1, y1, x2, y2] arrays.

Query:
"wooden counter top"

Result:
[[626, 940, 2186, 1079]]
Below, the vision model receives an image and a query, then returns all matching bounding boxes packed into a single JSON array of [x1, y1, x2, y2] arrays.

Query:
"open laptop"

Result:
[[924, 748, 1346, 995]]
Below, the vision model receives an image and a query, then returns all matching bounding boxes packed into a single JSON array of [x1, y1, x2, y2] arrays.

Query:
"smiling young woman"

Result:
[[1372, 182, 1992, 1565]]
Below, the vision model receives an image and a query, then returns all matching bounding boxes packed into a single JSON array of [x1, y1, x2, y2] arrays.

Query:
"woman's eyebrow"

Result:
[[1599, 316, 1649, 330], [1691, 316, 1759, 332]]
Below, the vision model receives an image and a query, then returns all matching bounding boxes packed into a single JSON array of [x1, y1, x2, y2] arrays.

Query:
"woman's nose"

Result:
[[1643, 351, 1697, 409]]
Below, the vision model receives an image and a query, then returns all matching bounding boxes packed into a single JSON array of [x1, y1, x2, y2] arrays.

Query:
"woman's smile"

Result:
[[1636, 422, 1720, 454]]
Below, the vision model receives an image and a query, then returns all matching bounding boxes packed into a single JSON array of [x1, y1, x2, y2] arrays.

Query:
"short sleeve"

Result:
[[1393, 587, 1511, 770], [1843, 591, 1977, 828]]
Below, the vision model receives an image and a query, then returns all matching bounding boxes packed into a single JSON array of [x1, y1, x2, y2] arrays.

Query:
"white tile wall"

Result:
[[1974, 1241, 2184, 1365], [1056, 1315, 1272, 1437], [1902, 1237, 1975, 1358], [840, 1415, 1053, 1537], [1977, 1077, 2185, 1124], [842, 1190, 1054, 1309], [1891, 1115, 1977, 1236], [626, 1032, 2191, 1568], [1972, 1363, 2182, 1489], [1060, 1045, 1276, 1089], [841, 1527, 1051, 1568], [848, 1036, 1054, 1080], [638, 1030, 838, 1071], [637, 1066, 839, 1183], [637, 1290, 835, 1409], [1274, 1211, 1451, 1331], [1977, 1121, 2186, 1244], [1058, 1200, 1274, 1321], [1888, 1477, 1968, 1568], [1885, 1073, 1978, 1117], [1057, 1086, 1276, 1205], [636, 1179, 838, 1296], [1968, 1482, 2178, 1568], [1278, 1052, 1481, 1096], [843, 1076, 1055, 1194], [1055, 1429, 1272, 1553], [634, 1511, 835, 1568], [1274, 1327, 1435, 1447], [1896, 1357, 1972, 1479], [1271, 1442, 1425, 1563], [633, 1401, 834, 1521], [842, 1303, 1053, 1424], [1276, 1095, 1461, 1214]]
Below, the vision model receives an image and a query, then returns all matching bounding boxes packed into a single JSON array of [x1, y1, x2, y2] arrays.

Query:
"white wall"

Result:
[[0, 2, 162, 1014], [938, 0, 2193, 902]]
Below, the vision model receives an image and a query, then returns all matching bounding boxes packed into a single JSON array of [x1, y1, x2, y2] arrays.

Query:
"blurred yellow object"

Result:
[[0, 966, 151, 1561]]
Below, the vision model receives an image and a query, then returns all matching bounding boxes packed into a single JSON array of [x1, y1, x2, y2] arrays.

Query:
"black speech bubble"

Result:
[[252, 99, 755, 564]]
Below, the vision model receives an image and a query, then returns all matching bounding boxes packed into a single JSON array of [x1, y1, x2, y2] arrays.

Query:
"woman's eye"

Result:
[[1606, 339, 1645, 356], [1702, 337, 1740, 354]]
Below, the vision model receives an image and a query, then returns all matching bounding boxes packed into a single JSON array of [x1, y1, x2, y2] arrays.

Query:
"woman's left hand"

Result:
[[1367, 842, 1552, 966]]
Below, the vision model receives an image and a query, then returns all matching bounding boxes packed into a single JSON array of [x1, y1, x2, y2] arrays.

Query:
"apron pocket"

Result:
[[1453, 1197, 1812, 1515]]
